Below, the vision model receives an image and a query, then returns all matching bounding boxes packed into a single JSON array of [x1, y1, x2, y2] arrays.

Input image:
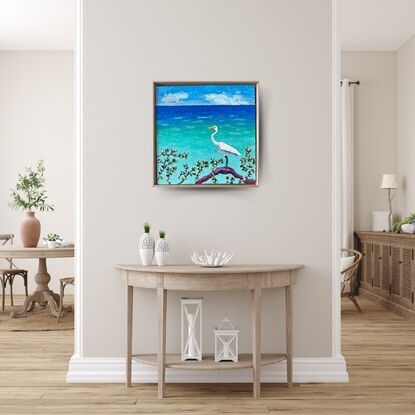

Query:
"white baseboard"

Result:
[[66, 355, 348, 383]]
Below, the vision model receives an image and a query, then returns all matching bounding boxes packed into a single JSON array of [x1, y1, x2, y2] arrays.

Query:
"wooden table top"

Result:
[[116, 264, 304, 274], [355, 230, 415, 238], [0, 247, 74, 259]]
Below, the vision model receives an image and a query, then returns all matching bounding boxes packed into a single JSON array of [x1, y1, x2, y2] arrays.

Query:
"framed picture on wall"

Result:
[[153, 81, 259, 187]]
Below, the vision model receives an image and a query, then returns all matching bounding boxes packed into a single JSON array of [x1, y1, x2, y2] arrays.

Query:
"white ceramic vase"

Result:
[[139, 232, 155, 266], [47, 240, 57, 249], [155, 237, 169, 266]]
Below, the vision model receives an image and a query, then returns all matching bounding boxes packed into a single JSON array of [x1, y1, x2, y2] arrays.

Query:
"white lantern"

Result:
[[214, 315, 239, 363], [181, 298, 203, 361]]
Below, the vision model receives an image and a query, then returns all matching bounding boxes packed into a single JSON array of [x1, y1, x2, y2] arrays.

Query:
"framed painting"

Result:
[[153, 82, 259, 187]]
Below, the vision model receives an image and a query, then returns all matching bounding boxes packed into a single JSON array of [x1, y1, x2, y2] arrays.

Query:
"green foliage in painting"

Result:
[[157, 147, 255, 185]]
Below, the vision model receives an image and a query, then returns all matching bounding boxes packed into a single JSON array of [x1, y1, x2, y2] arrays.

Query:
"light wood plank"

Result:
[[1, 295, 415, 413]]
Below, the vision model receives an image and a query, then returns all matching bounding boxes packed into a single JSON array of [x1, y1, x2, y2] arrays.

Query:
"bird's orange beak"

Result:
[[208, 126, 214, 130]]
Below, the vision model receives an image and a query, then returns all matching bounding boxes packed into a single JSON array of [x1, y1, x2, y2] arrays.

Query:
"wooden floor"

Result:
[[1, 296, 414, 414]]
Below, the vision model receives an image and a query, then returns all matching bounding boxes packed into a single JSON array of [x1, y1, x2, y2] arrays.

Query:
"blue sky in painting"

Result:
[[156, 84, 255, 106]]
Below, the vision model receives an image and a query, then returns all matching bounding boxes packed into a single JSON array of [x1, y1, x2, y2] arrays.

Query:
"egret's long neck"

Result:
[[211, 130, 219, 146]]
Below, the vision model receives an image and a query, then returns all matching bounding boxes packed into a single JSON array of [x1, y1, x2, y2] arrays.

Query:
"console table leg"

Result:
[[285, 282, 293, 388], [126, 284, 133, 388], [252, 287, 261, 398], [157, 285, 167, 399]]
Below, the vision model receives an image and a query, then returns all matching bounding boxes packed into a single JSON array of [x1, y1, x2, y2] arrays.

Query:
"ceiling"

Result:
[[342, 0, 415, 51], [0, 0, 414, 52], [0, 0, 74, 50]]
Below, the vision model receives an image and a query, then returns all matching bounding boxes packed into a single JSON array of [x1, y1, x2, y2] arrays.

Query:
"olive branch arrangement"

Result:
[[8, 160, 54, 212]]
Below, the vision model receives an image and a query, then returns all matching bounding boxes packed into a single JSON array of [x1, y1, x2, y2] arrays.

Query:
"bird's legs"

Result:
[[225, 155, 229, 167]]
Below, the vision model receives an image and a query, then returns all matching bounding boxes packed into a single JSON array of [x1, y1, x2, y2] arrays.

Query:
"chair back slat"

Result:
[[0, 234, 17, 269], [0, 234, 13, 245]]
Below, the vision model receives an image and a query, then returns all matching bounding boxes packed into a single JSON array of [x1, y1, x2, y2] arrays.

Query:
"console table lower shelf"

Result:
[[116, 264, 303, 399], [133, 353, 287, 370]]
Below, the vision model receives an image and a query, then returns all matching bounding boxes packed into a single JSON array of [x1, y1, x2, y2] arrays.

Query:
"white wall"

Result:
[[80, 0, 335, 364], [0, 52, 74, 293], [341, 52, 397, 231], [397, 35, 415, 218]]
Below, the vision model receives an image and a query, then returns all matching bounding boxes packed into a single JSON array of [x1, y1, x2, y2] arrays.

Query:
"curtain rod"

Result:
[[340, 80, 360, 86]]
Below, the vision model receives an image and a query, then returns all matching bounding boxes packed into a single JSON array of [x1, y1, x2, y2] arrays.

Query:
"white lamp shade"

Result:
[[380, 174, 398, 189]]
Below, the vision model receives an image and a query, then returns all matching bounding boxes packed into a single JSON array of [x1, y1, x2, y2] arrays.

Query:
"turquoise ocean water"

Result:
[[156, 105, 256, 185]]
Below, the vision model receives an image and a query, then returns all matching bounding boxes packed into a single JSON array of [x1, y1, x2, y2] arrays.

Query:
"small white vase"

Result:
[[155, 237, 169, 266], [47, 240, 57, 249], [139, 232, 155, 266]]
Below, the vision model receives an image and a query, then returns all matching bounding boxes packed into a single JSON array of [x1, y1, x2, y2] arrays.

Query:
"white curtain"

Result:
[[341, 79, 354, 249]]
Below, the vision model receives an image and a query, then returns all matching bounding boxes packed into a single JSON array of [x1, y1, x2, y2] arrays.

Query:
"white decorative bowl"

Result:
[[401, 223, 415, 234], [191, 249, 233, 267]]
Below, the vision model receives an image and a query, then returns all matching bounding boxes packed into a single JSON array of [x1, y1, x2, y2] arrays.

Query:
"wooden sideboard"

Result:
[[355, 231, 415, 316], [116, 264, 303, 399]]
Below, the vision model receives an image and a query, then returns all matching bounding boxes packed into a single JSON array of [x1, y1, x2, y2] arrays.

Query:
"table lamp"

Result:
[[380, 174, 398, 231]]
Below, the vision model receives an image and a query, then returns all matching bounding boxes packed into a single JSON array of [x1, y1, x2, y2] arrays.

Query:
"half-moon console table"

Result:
[[116, 264, 303, 399]]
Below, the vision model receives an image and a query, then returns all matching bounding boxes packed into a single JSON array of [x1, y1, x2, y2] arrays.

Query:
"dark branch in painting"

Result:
[[195, 167, 256, 185], [157, 147, 256, 185]]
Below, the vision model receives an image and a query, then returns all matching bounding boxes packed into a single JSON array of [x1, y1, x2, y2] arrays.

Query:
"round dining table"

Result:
[[0, 246, 74, 318]]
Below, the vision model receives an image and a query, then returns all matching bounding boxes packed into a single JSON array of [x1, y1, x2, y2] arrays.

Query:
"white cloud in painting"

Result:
[[204, 92, 249, 105], [161, 92, 189, 105]]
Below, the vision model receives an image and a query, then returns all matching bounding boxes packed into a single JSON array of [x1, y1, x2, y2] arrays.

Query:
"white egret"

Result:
[[207, 125, 241, 167]]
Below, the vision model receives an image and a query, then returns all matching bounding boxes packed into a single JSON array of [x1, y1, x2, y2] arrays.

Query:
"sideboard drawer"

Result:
[[381, 245, 391, 294]]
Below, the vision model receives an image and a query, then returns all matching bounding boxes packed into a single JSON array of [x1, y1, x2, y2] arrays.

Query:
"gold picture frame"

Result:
[[153, 81, 259, 187]]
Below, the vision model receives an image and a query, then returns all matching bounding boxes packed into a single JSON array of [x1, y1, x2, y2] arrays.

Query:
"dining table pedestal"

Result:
[[0, 247, 74, 318]]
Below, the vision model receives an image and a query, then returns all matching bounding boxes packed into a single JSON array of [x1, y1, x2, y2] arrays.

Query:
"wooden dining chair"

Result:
[[0, 234, 28, 311], [341, 248, 363, 312], [57, 277, 74, 322]]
